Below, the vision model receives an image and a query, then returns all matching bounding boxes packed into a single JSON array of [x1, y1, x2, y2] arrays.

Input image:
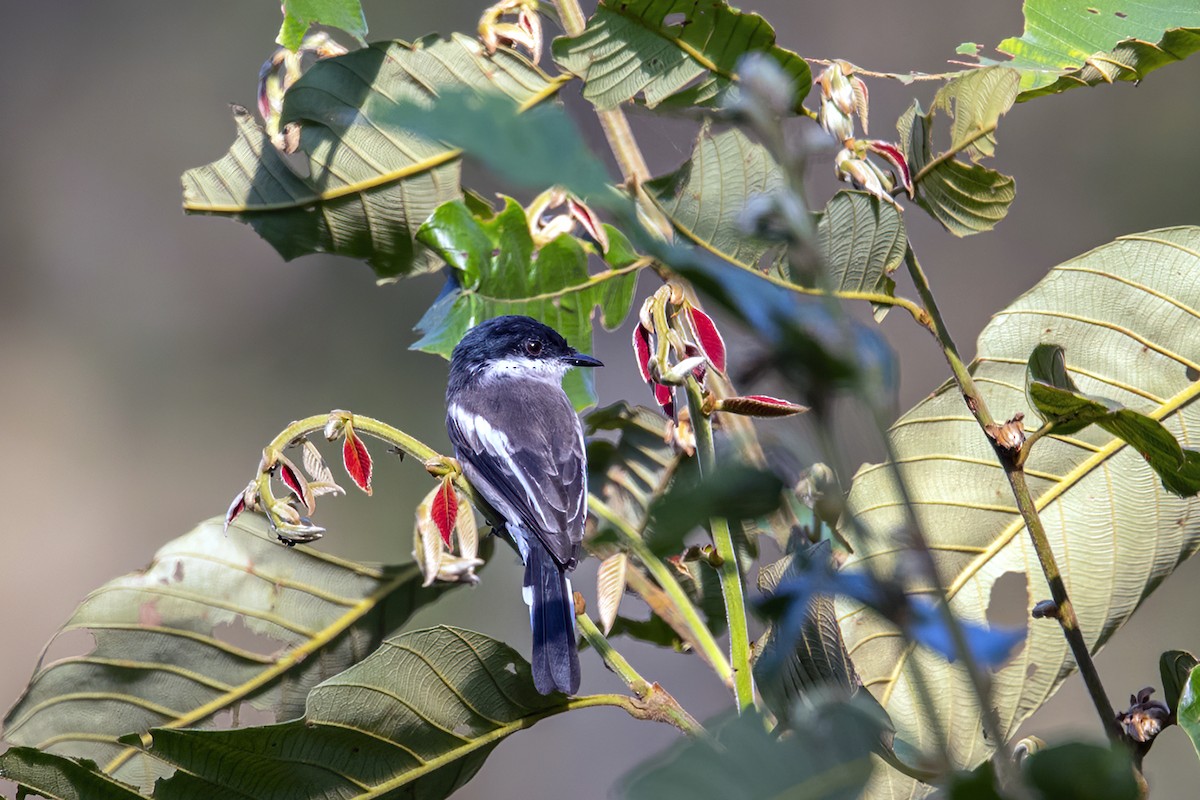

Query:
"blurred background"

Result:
[[2, 1, 1199, 797]]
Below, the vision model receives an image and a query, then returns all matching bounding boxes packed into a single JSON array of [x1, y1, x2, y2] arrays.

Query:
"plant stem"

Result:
[[684, 377, 756, 712], [576, 612, 704, 735], [589, 494, 735, 686], [903, 248, 1120, 741]]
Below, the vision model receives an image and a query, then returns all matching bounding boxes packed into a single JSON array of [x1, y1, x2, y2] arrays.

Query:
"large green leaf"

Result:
[[136, 627, 614, 800], [1, 515, 447, 792], [278, 0, 367, 50], [897, 67, 1019, 238], [648, 127, 784, 268], [552, 0, 811, 111], [181, 35, 559, 282], [0, 749, 148, 800], [956, 0, 1200, 101], [412, 198, 641, 409], [839, 227, 1200, 797]]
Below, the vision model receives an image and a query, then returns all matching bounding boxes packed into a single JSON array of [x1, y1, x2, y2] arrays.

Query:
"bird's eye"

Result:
[[524, 338, 543, 356]]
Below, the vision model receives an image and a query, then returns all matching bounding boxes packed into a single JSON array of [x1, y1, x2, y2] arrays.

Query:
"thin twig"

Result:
[[576, 612, 704, 735]]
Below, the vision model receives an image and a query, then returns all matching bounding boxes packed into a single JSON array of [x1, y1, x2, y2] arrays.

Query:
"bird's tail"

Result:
[[524, 539, 580, 695]]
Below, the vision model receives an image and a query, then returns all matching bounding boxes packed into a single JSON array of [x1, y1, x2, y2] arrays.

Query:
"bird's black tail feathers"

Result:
[[525, 540, 580, 695]]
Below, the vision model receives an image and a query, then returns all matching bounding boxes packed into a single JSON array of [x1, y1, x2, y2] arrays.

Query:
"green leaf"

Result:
[[896, 68, 1019, 237], [617, 698, 882, 800], [1160, 649, 1198, 712], [278, 0, 367, 50], [586, 402, 683, 537], [142, 626, 610, 800], [1024, 743, 1139, 800], [366, 87, 614, 202], [412, 199, 641, 409], [181, 35, 559, 282], [646, 463, 783, 556], [1, 515, 453, 791], [957, 0, 1200, 101], [815, 190, 906, 319], [0, 749, 147, 800], [552, 0, 811, 112], [648, 126, 784, 270], [1179, 662, 1200, 759], [1026, 343, 1200, 496], [841, 227, 1200, 797]]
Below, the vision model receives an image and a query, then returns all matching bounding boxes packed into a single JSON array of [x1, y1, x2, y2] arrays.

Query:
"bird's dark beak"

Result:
[[563, 351, 604, 368]]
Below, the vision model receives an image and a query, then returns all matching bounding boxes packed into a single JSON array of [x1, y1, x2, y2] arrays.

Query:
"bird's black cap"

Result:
[[449, 316, 603, 374]]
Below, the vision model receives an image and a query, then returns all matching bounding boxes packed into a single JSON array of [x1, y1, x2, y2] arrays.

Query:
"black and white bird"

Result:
[[445, 315, 602, 695]]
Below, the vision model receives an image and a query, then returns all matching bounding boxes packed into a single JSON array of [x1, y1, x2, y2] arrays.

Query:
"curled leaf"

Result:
[[414, 484, 445, 588], [596, 552, 629, 635], [224, 486, 249, 532], [342, 427, 373, 495], [686, 306, 726, 373], [301, 439, 335, 483], [718, 394, 808, 418], [568, 197, 610, 253], [431, 476, 458, 548], [278, 455, 316, 515], [633, 323, 653, 384], [867, 140, 913, 198], [655, 383, 676, 419], [456, 495, 479, 559]]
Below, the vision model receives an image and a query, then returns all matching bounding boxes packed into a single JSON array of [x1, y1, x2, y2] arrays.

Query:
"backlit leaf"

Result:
[[430, 477, 458, 548], [815, 190, 906, 318], [596, 553, 629, 635], [957, 0, 1200, 101], [840, 227, 1200, 797], [342, 427, 373, 494], [278, 0, 367, 51]]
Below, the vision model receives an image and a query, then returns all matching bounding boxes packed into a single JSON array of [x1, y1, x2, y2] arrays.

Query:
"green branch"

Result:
[[589, 495, 735, 687], [684, 377, 756, 712], [576, 613, 703, 735]]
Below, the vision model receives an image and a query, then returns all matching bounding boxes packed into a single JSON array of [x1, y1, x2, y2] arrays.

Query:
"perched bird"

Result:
[[445, 315, 602, 694]]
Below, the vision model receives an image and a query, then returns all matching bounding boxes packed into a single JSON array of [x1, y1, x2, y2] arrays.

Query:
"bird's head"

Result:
[[449, 315, 603, 384]]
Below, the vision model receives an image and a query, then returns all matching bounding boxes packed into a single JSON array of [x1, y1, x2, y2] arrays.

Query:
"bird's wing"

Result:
[[447, 385, 586, 568]]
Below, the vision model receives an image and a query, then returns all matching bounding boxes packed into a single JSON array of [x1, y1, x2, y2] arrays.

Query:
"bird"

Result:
[[445, 315, 602, 694]]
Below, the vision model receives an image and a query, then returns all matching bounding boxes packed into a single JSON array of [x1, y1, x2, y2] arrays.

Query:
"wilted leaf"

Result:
[[181, 35, 559, 282], [1027, 343, 1200, 496], [618, 698, 883, 800], [957, 0, 1200, 101], [0, 516, 453, 791], [648, 127, 784, 270], [552, 0, 811, 111], [596, 553, 629, 635], [278, 0, 367, 51], [140, 627, 620, 799], [413, 199, 640, 409], [841, 227, 1200, 797], [896, 68, 1018, 238]]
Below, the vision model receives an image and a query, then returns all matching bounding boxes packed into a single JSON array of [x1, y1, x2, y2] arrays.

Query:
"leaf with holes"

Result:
[[0, 516, 458, 792], [413, 199, 641, 410], [896, 68, 1019, 238], [135, 627, 627, 800], [181, 35, 559, 282], [956, 0, 1200, 101], [552, 0, 811, 111], [839, 227, 1200, 798]]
